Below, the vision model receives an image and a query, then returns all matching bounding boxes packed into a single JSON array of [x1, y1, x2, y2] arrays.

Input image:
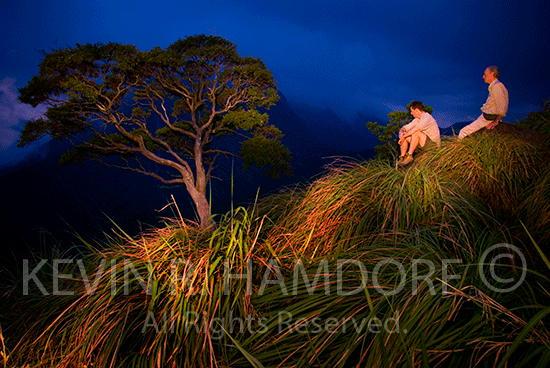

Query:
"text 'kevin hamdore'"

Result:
[[22, 246, 527, 297]]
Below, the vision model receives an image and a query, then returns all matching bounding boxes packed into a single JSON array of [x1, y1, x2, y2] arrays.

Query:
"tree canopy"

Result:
[[18, 35, 291, 229]]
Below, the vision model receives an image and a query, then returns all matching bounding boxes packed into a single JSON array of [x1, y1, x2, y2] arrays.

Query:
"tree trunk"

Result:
[[195, 192, 214, 230], [186, 184, 214, 230], [191, 138, 214, 230]]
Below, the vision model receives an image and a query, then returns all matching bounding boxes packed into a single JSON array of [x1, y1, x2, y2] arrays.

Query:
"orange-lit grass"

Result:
[[240, 229, 550, 368], [4, 207, 267, 367], [414, 132, 543, 213], [265, 158, 492, 259], [3, 130, 550, 367]]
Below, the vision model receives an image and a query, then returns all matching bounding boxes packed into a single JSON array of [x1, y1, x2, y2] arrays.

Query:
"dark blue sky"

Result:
[[1, 0, 549, 166]]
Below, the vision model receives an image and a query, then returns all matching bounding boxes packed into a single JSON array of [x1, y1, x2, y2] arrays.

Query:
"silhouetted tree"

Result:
[[18, 35, 291, 229]]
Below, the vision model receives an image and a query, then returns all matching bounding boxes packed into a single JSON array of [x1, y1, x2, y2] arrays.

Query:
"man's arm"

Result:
[[399, 125, 420, 143], [487, 83, 509, 129]]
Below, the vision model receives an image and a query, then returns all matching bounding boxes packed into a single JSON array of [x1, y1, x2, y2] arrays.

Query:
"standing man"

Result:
[[398, 101, 440, 166], [458, 66, 509, 139]]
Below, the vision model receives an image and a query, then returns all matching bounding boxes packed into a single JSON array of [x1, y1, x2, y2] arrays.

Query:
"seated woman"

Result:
[[398, 101, 441, 166]]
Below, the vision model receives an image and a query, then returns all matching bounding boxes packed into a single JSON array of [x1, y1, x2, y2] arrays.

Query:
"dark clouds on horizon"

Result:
[[0, 78, 46, 166], [1, 0, 549, 163]]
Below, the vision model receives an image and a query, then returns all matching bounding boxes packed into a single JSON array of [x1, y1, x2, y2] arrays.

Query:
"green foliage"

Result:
[[241, 134, 292, 179], [516, 98, 550, 135], [222, 110, 269, 131], [367, 103, 433, 160], [17, 35, 290, 229]]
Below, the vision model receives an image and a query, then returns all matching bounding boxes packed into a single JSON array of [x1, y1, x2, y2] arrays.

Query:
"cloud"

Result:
[[0, 77, 46, 150]]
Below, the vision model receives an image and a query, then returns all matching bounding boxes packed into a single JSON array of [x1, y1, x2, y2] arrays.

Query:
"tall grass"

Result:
[[516, 98, 550, 136], [2, 206, 269, 367], [517, 164, 550, 244], [2, 127, 550, 367], [265, 158, 495, 259], [241, 230, 550, 367], [415, 132, 543, 213]]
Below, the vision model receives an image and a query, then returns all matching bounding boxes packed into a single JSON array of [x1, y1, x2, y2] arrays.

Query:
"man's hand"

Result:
[[486, 120, 500, 130], [399, 128, 405, 139], [398, 129, 405, 145]]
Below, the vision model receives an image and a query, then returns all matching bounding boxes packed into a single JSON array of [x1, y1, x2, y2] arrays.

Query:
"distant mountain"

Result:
[[441, 122, 470, 136], [287, 99, 380, 151], [0, 92, 376, 261]]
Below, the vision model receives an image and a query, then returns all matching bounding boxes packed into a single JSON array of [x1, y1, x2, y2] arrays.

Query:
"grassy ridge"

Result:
[[2, 124, 550, 367]]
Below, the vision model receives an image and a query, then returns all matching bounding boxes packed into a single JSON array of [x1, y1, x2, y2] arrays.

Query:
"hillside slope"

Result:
[[3, 123, 550, 368]]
